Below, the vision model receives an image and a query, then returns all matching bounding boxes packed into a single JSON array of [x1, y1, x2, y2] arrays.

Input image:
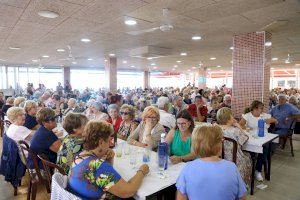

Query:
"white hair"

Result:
[[157, 96, 169, 109]]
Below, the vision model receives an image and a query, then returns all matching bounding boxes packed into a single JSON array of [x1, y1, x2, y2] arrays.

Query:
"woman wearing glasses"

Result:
[[166, 110, 196, 164], [128, 106, 165, 150], [117, 104, 138, 140]]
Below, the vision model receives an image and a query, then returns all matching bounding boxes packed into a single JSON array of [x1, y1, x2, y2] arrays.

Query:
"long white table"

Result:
[[243, 132, 279, 153], [113, 141, 185, 200]]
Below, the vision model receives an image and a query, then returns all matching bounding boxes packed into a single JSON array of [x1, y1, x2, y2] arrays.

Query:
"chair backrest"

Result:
[[37, 154, 66, 187], [222, 136, 238, 164], [4, 120, 11, 127], [51, 173, 81, 200]]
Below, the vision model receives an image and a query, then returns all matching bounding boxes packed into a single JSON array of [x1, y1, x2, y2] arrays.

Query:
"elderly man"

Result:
[[187, 95, 208, 122], [64, 98, 77, 115], [270, 94, 300, 138], [170, 95, 188, 116], [157, 96, 176, 130], [220, 94, 231, 109]]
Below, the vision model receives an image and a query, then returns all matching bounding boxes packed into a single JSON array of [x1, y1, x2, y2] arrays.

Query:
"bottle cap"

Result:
[[161, 133, 166, 138]]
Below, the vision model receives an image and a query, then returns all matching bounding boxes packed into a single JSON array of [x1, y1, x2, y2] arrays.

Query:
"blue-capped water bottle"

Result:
[[158, 133, 168, 170], [258, 118, 265, 137]]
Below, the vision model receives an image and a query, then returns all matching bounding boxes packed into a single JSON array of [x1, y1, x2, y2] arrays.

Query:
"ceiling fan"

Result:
[[59, 45, 86, 62], [126, 8, 174, 36]]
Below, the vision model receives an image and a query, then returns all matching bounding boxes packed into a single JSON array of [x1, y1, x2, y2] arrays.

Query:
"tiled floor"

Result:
[[0, 135, 299, 200]]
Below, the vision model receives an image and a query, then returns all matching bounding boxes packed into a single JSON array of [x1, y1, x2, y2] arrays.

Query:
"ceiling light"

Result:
[[187, 69, 191, 72], [174, 65, 178, 68], [230, 60, 233, 64], [271, 67, 274, 69], [172, 68, 176, 71], [285, 60, 290, 64], [130, 65, 135, 68], [210, 57, 216, 60], [230, 46, 234, 50], [192, 36, 202, 40], [217, 65, 221, 68], [153, 66, 158, 69], [272, 57, 278, 61], [124, 19, 137, 26], [38, 10, 59, 19], [151, 63, 155, 66], [87, 58, 93, 61], [192, 67, 196, 69], [265, 42, 272, 47], [109, 53, 115, 57], [104, 59, 108, 62], [72, 61, 77, 64], [180, 52, 187, 56], [42, 55, 49, 58], [32, 59, 38, 62], [122, 60, 127, 64], [9, 47, 21, 50], [177, 60, 181, 63], [147, 57, 153, 60], [295, 64, 300, 66], [0, 59, 6, 61], [207, 68, 211, 71], [57, 48, 65, 52], [25, 63, 29, 64], [81, 38, 91, 43]]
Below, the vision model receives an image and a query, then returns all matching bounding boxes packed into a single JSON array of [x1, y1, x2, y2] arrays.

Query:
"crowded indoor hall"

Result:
[[0, 0, 300, 200]]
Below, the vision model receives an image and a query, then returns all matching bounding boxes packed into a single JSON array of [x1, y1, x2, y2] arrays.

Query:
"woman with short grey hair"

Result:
[[86, 101, 108, 121], [107, 104, 122, 134], [117, 104, 138, 140]]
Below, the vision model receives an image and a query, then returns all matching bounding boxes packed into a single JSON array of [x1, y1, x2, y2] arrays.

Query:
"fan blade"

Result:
[[126, 27, 160, 35]]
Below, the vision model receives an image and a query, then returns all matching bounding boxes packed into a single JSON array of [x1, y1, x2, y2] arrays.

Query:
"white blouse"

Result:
[[242, 112, 271, 134]]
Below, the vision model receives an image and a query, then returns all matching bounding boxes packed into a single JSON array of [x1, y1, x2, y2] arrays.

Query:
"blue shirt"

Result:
[[30, 125, 58, 165], [24, 114, 38, 130], [176, 159, 247, 200], [270, 103, 300, 129]]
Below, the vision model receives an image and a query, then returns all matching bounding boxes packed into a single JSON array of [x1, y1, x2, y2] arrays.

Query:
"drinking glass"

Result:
[[129, 150, 137, 168], [116, 143, 123, 158], [124, 143, 130, 155]]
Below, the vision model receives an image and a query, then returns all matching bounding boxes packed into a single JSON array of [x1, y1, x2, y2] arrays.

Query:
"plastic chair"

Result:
[[51, 173, 81, 200], [17, 140, 50, 200], [222, 136, 238, 164]]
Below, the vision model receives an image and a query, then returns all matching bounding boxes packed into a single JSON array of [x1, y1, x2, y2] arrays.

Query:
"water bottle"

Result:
[[158, 133, 168, 170], [258, 118, 265, 137]]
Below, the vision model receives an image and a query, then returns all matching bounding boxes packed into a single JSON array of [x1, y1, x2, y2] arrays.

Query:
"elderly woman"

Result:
[[176, 125, 247, 200], [128, 106, 165, 150], [56, 113, 88, 174], [29, 108, 61, 164], [68, 121, 149, 199], [107, 104, 122, 134], [166, 110, 196, 164], [117, 104, 138, 140], [86, 101, 108, 121], [14, 97, 26, 107], [217, 107, 252, 186], [6, 107, 35, 142], [23, 100, 40, 130], [1, 97, 14, 118]]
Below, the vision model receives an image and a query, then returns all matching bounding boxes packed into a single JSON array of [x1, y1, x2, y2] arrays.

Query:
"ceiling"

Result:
[[0, 0, 300, 73]]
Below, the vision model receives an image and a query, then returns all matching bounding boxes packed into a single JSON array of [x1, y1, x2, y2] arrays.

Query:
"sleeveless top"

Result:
[[170, 129, 191, 156]]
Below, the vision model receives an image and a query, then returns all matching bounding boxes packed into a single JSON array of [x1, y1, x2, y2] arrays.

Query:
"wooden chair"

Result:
[[37, 154, 66, 188], [222, 136, 238, 164], [282, 120, 296, 157], [17, 140, 50, 200]]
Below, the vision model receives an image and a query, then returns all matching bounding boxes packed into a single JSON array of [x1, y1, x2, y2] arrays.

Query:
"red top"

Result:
[[107, 116, 123, 133], [187, 104, 208, 122]]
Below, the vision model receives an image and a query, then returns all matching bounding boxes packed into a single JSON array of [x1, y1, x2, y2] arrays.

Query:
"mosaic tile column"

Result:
[[105, 57, 117, 92], [197, 67, 207, 89], [232, 32, 271, 117]]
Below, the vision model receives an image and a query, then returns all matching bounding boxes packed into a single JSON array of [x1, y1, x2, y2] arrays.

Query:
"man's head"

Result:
[[278, 94, 287, 106], [195, 95, 204, 107], [68, 98, 77, 108], [223, 94, 232, 106], [157, 96, 170, 112]]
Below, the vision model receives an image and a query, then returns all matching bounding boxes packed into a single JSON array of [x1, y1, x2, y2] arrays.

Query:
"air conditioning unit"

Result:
[[129, 46, 171, 59]]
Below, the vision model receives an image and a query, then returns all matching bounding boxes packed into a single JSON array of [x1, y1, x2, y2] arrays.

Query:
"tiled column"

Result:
[[232, 32, 271, 117], [143, 70, 150, 89], [63, 67, 70, 87], [105, 57, 117, 92], [197, 67, 206, 89]]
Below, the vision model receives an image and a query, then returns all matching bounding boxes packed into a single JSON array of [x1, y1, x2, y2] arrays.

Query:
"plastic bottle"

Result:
[[258, 118, 265, 137], [158, 133, 168, 170]]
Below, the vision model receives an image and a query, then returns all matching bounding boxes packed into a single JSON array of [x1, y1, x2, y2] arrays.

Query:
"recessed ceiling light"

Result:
[[32, 59, 38, 62], [265, 42, 272, 47], [207, 68, 211, 71], [177, 60, 181, 63], [109, 53, 115, 57], [125, 19, 137, 26], [192, 67, 196, 69], [81, 38, 91, 43], [192, 36, 202, 40], [272, 57, 278, 61], [217, 65, 221, 68], [104, 59, 108, 62], [210, 57, 216, 60], [38, 10, 59, 19], [42, 55, 49, 58], [151, 63, 155, 66], [271, 67, 274, 69], [285, 60, 290, 64], [9, 47, 21, 50], [72, 61, 77, 64], [131, 65, 135, 68], [230, 46, 234, 50], [122, 60, 127, 64], [174, 65, 178, 68], [153, 66, 158, 69], [87, 58, 93, 61], [57, 48, 65, 52], [187, 69, 191, 72], [147, 57, 153, 60], [180, 52, 187, 56]]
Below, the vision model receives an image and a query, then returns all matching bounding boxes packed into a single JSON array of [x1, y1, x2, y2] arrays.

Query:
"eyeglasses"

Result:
[[120, 112, 130, 115], [146, 116, 157, 120]]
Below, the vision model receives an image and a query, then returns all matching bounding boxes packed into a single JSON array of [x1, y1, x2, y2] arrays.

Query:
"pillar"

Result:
[[197, 67, 206, 89], [63, 67, 70, 87], [232, 31, 271, 117], [105, 57, 117, 92], [5, 66, 8, 89], [143, 70, 150, 89]]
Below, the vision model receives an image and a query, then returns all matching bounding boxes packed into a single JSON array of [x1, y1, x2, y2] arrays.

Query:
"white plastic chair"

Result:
[[51, 173, 81, 200]]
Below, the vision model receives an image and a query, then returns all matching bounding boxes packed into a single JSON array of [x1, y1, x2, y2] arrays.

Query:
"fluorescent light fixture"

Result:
[[153, 66, 157, 69], [81, 38, 91, 43], [147, 57, 153, 60], [9, 47, 21, 50], [272, 57, 278, 61], [230, 46, 234, 50], [151, 63, 155, 66], [32, 59, 38, 62], [87, 58, 93, 61], [285, 60, 290, 64], [38, 10, 59, 19], [174, 65, 178, 68], [57, 48, 65, 52], [72, 61, 77, 64], [122, 60, 127, 64], [271, 67, 275, 69], [180, 52, 187, 56], [109, 53, 115, 57], [176, 60, 181, 63], [192, 67, 196, 69], [207, 68, 211, 71], [192, 36, 202, 40], [130, 65, 135, 68], [42, 55, 49, 58], [210, 57, 216, 60], [217, 65, 221, 68], [104, 59, 108, 62], [125, 19, 137, 25], [265, 42, 272, 47], [0, 59, 6, 61]]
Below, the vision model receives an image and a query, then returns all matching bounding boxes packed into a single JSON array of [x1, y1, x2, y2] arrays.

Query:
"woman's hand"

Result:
[[170, 156, 181, 164], [138, 164, 149, 176]]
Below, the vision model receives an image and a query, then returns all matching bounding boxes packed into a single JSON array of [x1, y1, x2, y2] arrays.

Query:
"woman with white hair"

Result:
[[24, 100, 40, 130], [87, 101, 108, 121], [107, 104, 122, 134]]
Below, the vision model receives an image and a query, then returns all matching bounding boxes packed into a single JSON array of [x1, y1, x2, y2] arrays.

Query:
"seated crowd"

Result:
[[0, 83, 300, 199]]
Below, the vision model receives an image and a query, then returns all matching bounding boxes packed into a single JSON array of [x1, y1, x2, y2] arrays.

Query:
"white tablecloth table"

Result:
[[113, 141, 185, 200], [243, 132, 279, 153]]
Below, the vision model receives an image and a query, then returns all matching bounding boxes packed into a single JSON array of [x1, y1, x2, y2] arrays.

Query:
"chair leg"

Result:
[[31, 183, 37, 200], [289, 136, 294, 157], [14, 187, 17, 196], [27, 182, 32, 200]]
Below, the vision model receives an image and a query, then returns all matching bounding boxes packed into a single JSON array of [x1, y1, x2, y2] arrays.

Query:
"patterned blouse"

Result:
[[118, 121, 138, 140], [56, 135, 84, 174], [68, 155, 121, 199]]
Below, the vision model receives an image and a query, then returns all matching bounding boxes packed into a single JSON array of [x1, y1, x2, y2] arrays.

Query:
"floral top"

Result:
[[56, 135, 84, 174], [68, 155, 121, 199]]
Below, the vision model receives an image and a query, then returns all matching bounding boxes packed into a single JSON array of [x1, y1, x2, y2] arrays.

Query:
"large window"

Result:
[[117, 71, 143, 89], [71, 69, 106, 90]]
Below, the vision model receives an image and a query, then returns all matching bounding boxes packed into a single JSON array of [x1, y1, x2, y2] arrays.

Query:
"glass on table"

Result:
[[124, 143, 130, 155], [115, 143, 123, 158], [129, 148, 137, 168]]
